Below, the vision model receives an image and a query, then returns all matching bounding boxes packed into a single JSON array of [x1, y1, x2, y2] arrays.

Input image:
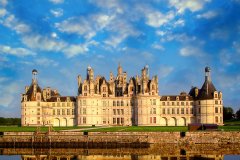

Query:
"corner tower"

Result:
[[195, 66, 223, 125]]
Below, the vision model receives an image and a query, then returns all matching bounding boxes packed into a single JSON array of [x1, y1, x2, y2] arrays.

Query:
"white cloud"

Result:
[[0, 45, 36, 56], [152, 43, 165, 51], [0, 77, 9, 83], [1, 14, 31, 34], [55, 14, 115, 40], [145, 10, 175, 27], [90, 0, 124, 14], [0, 8, 7, 17], [35, 58, 59, 67], [50, 8, 63, 17], [173, 19, 185, 27], [51, 32, 58, 38], [219, 50, 233, 66], [197, 11, 217, 19], [180, 46, 204, 56], [63, 44, 88, 58], [158, 66, 174, 79], [210, 29, 229, 40], [22, 34, 66, 51], [156, 30, 167, 36], [49, 0, 64, 4], [169, 0, 210, 14]]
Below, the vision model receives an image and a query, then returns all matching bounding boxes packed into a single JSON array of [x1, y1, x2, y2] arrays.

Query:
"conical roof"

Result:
[[197, 78, 216, 100], [25, 83, 42, 101]]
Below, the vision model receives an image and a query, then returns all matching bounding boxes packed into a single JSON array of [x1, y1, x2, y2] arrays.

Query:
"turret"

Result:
[[117, 63, 123, 76]]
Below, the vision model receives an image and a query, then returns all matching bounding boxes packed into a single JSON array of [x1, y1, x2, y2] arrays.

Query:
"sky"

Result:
[[0, 0, 240, 117]]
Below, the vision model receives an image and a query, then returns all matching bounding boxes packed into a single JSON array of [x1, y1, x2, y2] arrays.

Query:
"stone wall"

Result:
[[1, 131, 240, 144]]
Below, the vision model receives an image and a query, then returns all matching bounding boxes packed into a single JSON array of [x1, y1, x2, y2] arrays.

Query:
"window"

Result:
[[103, 94, 106, 97], [153, 117, 156, 123], [215, 100, 218, 105], [167, 108, 170, 114], [62, 109, 65, 115], [53, 110, 55, 115], [84, 85, 87, 91], [57, 103, 60, 107], [113, 118, 116, 124], [103, 118, 106, 124], [152, 85, 155, 90], [103, 87, 106, 92], [215, 107, 218, 113], [117, 109, 120, 115], [83, 117, 86, 124], [215, 94, 218, 98], [177, 102, 179, 106], [83, 108, 86, 114], [186, 108, 189, 114], [57, 109, 60, 115], [67, 109, 70, 115], [162, 108, 165, 114], [220, 107, 222, 113], [198, 108, 201, 114], [121, 118, 124, 124], [113, 101, 116, 106], [181, 108, 184, 114], [121, 109, 124, 115], [172, 108, 175, 114], [172, 102, 174, 106], [37, 102, 40, 106], [52, 103, 55, 107], [215, 116, 218, 123], [152, 108, 156, 114], [186, 102, 189, 105], [153, 99, 156, 105], [181, 102, 184, 106], [113, 109, 116, 115], [72, 109, 74, 115], [121, 101, 124, 106], [162, 102, 165, 106], [67, 102, 70, 107], [190, 108, 193, 114], [62, 103, 65, 107], [177, 108, 179, 114], [83, 100, 86, 105], [117, 101, 120, 106]]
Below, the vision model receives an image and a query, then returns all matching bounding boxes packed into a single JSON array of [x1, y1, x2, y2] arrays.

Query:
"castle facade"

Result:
[[21, 65, 223, 126]]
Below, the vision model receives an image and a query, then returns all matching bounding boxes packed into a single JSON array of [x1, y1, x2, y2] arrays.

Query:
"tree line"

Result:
[[223, 107, 240, 121], [0, 117, 21, 126]]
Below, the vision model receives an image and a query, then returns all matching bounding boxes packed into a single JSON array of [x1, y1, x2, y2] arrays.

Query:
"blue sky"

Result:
[[0, 0, 240, 117]]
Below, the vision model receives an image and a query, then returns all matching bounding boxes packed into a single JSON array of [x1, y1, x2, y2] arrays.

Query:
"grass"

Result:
[[224, 119, 240, 125], [0, 126, 91, 132]]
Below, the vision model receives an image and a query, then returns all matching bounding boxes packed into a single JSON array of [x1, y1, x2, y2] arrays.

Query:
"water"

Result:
[[0, 144, 240, 160]]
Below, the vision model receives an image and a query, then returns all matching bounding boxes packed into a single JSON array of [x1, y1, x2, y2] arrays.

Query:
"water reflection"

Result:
[[1, 144, 240, 160]]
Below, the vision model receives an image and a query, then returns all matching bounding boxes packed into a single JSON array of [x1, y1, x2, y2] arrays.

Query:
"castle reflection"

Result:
[[1, 144, 240, 160]]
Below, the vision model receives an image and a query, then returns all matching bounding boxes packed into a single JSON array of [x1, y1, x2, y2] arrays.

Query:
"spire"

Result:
[[32, 69, 38, 84], [117, 62, 122, 75], [205, 66, 211, 82]]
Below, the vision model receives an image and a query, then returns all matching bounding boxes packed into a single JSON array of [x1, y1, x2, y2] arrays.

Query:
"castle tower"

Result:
[[195, 66, 223, 125]]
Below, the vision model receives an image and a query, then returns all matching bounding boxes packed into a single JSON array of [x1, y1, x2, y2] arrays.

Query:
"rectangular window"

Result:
[[181, 108, 184, 114], [215, 116, 218, 123], [121, 109, 124, 115], [162, 108, 165, 114], [62, 109, 65, 115], [57, 103, 60, 107], [121, 101, 124, 106], [83, 108, 86, 114], [83, 100, 86, 105], [117, 109, 120, 115], [181, 102, 184, 106], [167, 108, 170, 114], [62, 103, 65, 107], [220, 107, 222, 113], [215, 107, 218, 113], [215, 100, 218, 105], [153, 99, 156, 105], [72, 109, 74, 115], [198, 108, 201, 114], [57, 109, 60, 115], [186, 108, 189, 114], [153, 117, 156, 123], [113, 118, 116, 124], [162, 102, 165, 106], [52, 103, 55, 107], [113, 109, 116, 115], [172, 102, 174, 106], [150, 117, 152, 123], [53, 110, 55, 115], [172, 108, 175, 114], [121, 118, 124, 124], [117, 101, 120, 106], [103, 117, 106, 124], [190, 108, 193, 114], [177, 102, 179, 106], [67, 109, 70, 115], [113, 101, 116, 106], [153, 108, 156, 114], [83, 117, 86, 124]]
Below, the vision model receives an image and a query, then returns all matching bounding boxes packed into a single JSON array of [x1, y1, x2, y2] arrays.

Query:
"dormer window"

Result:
[[186, 96, 189, 101], [67, 97, 70, 102], [103, 87, 106, 92], [84, 85, 87, 91], [57, 97, 60, 102], [176, 96, 179, 101], [167, 97, 170, 101]]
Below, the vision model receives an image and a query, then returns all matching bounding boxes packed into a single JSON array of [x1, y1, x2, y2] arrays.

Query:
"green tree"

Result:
[[223, 107, 234, 121], [236, 108, 240, 120]]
